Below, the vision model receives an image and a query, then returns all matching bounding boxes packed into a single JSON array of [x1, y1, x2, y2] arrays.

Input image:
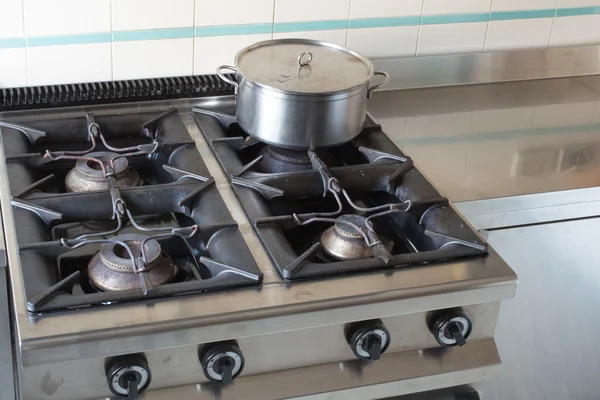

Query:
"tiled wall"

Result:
[[2, 0, 600, 88]]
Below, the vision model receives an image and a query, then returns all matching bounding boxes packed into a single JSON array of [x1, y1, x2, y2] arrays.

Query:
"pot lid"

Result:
[[234, 39, 374, 94]]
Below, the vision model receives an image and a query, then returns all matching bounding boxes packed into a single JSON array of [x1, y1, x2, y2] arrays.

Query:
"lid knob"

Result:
[[297, 51, 313, 67]]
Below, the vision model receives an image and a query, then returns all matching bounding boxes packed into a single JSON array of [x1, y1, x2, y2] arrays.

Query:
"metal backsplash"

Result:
[[373, 45, 600, 90]]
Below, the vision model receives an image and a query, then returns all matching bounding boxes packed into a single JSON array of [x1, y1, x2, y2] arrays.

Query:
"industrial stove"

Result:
[[0, 77, 516, 400]]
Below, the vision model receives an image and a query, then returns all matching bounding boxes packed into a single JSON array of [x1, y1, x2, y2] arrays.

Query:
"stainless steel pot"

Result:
[[216, 39, 389, 149]]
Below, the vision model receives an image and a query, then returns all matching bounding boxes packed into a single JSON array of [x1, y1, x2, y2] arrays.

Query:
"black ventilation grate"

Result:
[[0, 74, 236, 111]]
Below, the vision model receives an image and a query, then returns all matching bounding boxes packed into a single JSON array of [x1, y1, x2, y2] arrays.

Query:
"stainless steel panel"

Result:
[[0, 211, 6, 268], [0, 270, 16, 400], [20, 305, 499, 399], [372, 45, 600, 90], [479, 217, 600, 400], [138, 339, 501, 400], [455, 187, 600, 230]]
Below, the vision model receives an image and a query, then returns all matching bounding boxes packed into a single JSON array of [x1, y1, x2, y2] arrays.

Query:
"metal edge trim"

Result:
[[372, 45, 600, 91]]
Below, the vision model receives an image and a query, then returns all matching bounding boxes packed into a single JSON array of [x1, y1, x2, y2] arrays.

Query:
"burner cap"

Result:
[[321, 215, 374, 260], [334, 214, 370, 237], [259, 146, 312, 173], [76, 151, 129, 180], [65, 151, 140, 192], [88, 234, 176, 292]]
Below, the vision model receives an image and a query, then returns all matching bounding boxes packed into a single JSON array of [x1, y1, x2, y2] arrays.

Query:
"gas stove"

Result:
[[193, 108, 487, 280], [0, 108, 261, 313], [0, 77, 516, 400]]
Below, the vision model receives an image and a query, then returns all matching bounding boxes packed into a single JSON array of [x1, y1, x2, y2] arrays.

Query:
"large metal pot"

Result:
[[216, 39, 389, 149]]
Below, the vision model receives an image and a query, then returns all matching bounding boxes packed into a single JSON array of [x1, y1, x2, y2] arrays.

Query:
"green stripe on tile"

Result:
[[194, 24, 272, 37], [421, 13, 489, 25], [113, 28, 193, 42], [27, 33, 111, 47], [274, 20, 348, 33], [0, 37, 26, 49], [349, 16, 421, 29], [556, 6, 600, 17], [491, 9, 556, 21]]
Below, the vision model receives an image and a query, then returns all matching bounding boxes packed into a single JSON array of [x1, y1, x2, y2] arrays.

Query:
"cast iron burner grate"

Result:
[[193, 108, 488, 280], [0, 109, 262, 313]]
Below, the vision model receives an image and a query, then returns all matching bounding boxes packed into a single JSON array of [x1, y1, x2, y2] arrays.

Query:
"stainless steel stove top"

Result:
[[0, 96, 517, 400]]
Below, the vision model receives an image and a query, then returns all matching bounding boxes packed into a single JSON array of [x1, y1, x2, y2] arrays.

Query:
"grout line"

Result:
[[415, 0, 425, 56], [192, 0, 196, 74], [271, 0, 276, 39], [482, 0, 493, 52], [345, 0, 352, 47], [547, 0, 560, 48], [20, 0, 29, 86], [109, 0, 114, 81]]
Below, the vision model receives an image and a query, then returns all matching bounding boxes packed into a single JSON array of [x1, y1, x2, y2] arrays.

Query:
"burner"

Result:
[[65, 151, 140, 192], [321, 215, 392, 261], [88, 234, 176, 292], [259, 146, 312, 173]]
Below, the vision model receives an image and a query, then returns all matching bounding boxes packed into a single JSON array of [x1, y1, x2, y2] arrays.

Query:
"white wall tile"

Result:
[[550, 15, 600, 47], [23, 0, 110, 36], [27, 43, 111, 85], [112, 0, 194, 31], [485, 19, 553, 51], [0, 0, 24, 38], [422, 0, 491, 15], [350, 0, 423, 19], [273, 30, 347, 47], [418, 22, 487, 55], [0, 48, 27, 88], [194, 34, 271, 75], [347, 26, 418, 58], [558, 0, 600, 6], [196, 0, 274, 26], [275, 0, 350, 22], [113, 39, 193, 80], [492, 0, 557, 11]]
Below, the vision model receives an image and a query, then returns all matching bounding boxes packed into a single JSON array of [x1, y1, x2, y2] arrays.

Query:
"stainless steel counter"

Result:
[[365, 59, 600, 400], [368, 75, 600, 229]]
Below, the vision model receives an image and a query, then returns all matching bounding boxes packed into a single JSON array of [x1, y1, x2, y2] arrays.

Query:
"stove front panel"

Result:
[[20, 301, 499, 399]]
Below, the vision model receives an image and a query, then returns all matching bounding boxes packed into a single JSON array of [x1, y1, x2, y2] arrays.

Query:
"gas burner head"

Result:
[[321, 215, 373, 260], [65, 151, 140, 192], [259, 146, 312, 173], [321, 215, 393, 261], [88, 234, 176, 292]]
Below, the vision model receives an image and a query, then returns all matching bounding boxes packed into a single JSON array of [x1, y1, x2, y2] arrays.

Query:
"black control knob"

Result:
[[345, 320, 390, 361], [200, 342, 244, 384], [429, 310, 472, 347], [106, 354, 151, 398]]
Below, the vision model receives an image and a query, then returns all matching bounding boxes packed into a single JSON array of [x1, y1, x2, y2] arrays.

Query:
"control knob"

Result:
[[429, 309, 472, 347], [345, 319, 390, 361], [200, 342, 245, 384], [106, 354, 151, 398]]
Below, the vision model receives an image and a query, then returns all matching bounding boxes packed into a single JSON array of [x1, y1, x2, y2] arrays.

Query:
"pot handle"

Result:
[[367, 71, 390, 99], [217, 65, 239, 93]]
